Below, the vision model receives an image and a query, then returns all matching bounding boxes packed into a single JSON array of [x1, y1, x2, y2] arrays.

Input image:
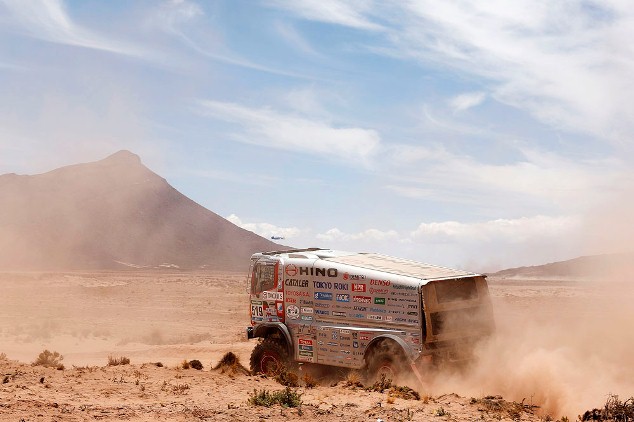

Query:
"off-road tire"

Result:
[[250, 338, 291, 376], [366, 341, 407, 384]]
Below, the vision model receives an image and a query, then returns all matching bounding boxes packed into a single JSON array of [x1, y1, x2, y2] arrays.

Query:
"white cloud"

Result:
[[449, 91, 487, 112], [383, 143, 624, 209], [0, 0, 147, 57], [197, 100, 381, 164], [316, 227, 399, 242], [410, 215, 581, 244], [272, 1, 634, 144], [227, 214, 303, 240], [266, 0, 384, 31]]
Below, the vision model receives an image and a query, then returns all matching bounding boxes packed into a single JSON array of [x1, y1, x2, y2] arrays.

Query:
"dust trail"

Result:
[[420, 276, 634, 418]]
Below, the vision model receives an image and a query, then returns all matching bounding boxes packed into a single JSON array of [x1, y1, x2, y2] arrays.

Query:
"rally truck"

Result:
[[246, 248, 494, 381]]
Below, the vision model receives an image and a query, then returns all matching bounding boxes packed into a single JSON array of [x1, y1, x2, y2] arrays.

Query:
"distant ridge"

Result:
[[490, 253, 634, 280], [0, 150, 282, 271]]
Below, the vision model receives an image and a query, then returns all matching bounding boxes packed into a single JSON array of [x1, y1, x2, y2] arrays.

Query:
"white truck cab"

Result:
[[246, 248, 494, 381]]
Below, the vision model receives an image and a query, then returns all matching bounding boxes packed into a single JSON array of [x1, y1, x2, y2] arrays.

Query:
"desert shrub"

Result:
[[275, 386, 303, 408], [275, 366, 299, 387], [107, 356, 130, 366], [389, 385, 420, 401], [172, 383, 190, 395], [476, 396, 532, 420], [581, 395, 634, 421], [0, 352, 7, 361], [180, 360, 190, 369], [189, 359, 203, 370], [248, 387, 302, 408], [302, 372, 318, 388], [344, 370, 364, 388], [32, 350, 64, 369], [213, 352, 250, 376], [434, 407, 446, 417], [366, 373, 392, 393]]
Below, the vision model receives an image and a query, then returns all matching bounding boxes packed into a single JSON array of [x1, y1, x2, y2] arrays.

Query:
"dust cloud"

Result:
[[419, 249, 634, 417]]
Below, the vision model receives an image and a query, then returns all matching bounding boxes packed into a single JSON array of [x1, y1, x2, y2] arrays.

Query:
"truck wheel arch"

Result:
[[252, 323, 293, 356], [364, 335, 414, 377]]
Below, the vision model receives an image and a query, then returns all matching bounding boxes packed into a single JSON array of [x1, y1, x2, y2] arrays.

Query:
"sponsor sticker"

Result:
[[367, 314, 383, 321], [314, 292, 333, 301], [299, 339, 313, 345], [286, 305, 299, 319], [369, 287, 389, 295], [285, 264, 298, 277], [301, 315, 313, 321], [285, 278, 309, 287], [374, 297, 386, 305], [262, 291, 283, 301], [336, 294, 350, 302], [332, 311, 346, 317], [287, 290, 310, 297], [301, 307, 313, 314], [353, 296, 371, 304], [351, 283, 366, 292]]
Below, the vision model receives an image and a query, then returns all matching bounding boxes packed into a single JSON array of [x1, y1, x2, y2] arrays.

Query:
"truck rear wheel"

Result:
[[250, 338, 290, 376], [366, 342, 406, 384]]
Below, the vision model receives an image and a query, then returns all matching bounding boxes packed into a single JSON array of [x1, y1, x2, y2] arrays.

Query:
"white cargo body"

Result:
[[247, 248, 494, 378]]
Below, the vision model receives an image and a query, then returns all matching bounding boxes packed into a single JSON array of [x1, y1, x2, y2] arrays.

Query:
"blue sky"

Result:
[[1, 0, 633, 270]]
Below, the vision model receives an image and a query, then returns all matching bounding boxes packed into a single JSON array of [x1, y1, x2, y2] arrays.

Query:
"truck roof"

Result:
[[257, 248, 480, 281]]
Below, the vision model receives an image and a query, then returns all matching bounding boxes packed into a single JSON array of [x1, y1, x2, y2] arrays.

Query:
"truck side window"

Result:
[[252, 263, 276, 294]]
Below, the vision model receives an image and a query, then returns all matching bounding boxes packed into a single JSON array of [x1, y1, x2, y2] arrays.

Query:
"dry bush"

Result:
[[581, 395, 634, 421], [366, 374, 392, 393], [180, 359, 190, 369], [0, 352, 7, 361], [474, 395, 534, 420], [274, 366, 299, 387], [189, 359, 203, 370], [302, 372, 318, 388], [32, 350, 64, 369], [389, 385, 420, 401], [344, 370, 364, 388], [107, 356, 130, 366], [248, 387, 302, 408], [172, 383, 190, 395], [213, 352, 249, 376]]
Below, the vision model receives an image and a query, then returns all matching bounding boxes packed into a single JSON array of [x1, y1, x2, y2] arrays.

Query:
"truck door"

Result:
[[249, 260, 283, 324], [282, 257, 318, 364]]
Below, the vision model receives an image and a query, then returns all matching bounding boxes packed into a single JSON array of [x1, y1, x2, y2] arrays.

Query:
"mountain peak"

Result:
[[102, 150, 142, 165]]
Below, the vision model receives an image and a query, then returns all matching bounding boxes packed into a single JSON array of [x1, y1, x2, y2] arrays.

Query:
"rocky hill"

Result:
[[0, 150, 281, 270], [490, 252, 634, 280]]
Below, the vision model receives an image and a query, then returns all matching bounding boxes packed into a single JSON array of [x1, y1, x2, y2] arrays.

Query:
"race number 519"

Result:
[[251, 302, 264, 317]]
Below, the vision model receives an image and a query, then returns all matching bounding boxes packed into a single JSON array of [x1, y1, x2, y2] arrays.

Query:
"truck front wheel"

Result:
[[250, 338, 290, 376]]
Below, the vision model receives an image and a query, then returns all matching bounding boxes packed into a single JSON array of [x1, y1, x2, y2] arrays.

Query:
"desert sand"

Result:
[[1, 271, 632, 421]]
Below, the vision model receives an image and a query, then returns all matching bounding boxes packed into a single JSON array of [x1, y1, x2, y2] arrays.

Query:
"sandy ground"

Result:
[[1, 271, 631, 421]]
